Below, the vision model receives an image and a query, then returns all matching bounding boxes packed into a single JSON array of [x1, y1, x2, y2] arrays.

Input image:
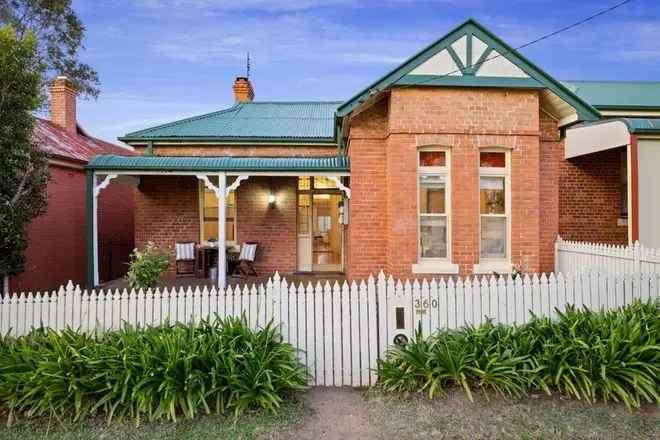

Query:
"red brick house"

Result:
[[6, 77, 134, 293], [86, 19, 660, 287]]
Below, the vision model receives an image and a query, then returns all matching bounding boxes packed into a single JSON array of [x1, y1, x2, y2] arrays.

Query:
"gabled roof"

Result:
[[35, 118, 132, 164], [562, 80, 660, 110], [120, 101, 342, 144], [336, 18, 600, 122], [87, 154, 349, 172]]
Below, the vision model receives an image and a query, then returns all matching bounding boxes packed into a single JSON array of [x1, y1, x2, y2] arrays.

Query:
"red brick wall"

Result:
[[10, 165, 87, 292], [236, 177, 297, 274], [559, 147, 628, 244], [98, 182, 135, 283], [346, 87, 557, 279], [346, 99, 389, 278], [10, 163, 135, 292], [134, 176, 200, 272], [539, 111, 562, 272]]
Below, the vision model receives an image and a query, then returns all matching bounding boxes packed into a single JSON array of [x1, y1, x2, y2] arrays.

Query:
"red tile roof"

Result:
[[35, 118, 133, 164]]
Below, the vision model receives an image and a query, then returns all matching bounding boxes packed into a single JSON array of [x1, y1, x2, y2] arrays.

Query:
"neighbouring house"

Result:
[[85, 19, 660, 288], [6, 76, 135, 293]]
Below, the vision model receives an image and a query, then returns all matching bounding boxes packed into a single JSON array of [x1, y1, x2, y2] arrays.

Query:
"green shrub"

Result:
[[377, 300, 660, 409], [0, 317, 307, 425], [125, 242, 170, 289]]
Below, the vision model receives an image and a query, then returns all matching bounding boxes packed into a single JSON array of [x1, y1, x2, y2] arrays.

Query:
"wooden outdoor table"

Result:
[[196, 245, 240, 277]]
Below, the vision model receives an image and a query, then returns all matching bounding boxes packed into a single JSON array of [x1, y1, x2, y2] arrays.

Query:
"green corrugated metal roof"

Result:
[[572, 117, 660, 134], [86, 154, 350, 172], [120, 101, 341, 143], [621, 118, 660, 133], [561, 80, 660, 110]]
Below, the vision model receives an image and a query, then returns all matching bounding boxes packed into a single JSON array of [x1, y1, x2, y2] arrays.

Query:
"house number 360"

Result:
[[414, 298, 438, 309]]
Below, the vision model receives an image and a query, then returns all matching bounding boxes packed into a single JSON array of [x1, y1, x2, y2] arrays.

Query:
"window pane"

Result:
[[481, 217, 506, 258], [419, 151, 446, 167], [419, 175, 446, 214], [314, 176, 337, 189], [203, 187, 236, 242], [420, 216, 447, 258], [204, 221, 218, 242], [480, 177, 505, 214], [480, 152, 506, 168]]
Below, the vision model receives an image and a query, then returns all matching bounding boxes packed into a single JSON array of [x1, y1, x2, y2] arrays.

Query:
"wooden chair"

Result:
[[232, 242, 258, 277], [175, 242, 196, 277]]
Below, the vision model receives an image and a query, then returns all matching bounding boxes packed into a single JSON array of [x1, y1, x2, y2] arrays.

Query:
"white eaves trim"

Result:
[[565, 120, 630, 159]]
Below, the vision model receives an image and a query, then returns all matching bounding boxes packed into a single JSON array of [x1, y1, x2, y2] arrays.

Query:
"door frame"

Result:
[[297, 177, 345, 273]]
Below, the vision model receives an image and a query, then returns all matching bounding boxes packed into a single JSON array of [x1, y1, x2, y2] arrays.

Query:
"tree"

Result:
[[0, 0, 100, 98], [0, 25, 50, 283]]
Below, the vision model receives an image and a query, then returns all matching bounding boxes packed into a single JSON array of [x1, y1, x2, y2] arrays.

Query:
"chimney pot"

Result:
[[233, 77, 254, 102], [50, 76, 77, 134]]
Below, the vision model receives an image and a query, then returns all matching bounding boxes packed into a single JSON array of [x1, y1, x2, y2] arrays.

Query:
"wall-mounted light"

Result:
[[268, 192, 276, 206]]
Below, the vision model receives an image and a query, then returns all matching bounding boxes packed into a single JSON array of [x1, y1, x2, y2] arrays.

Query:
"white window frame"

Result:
[[474, 148, 512, 274], [199, 180, 237, 246], [413, 147, 458, 274]]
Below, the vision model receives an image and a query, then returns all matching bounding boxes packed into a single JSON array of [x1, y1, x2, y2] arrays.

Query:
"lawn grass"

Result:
[[365, 388, 659, 440], [0, 399, 303, 440]]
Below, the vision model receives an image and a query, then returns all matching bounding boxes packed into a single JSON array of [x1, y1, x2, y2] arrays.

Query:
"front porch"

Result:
[[86, 155, 351, 289]]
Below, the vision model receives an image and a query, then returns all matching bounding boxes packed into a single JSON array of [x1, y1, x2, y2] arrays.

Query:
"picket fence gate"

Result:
[[1, 271, 659, 387], [556, 237, 660, 275]]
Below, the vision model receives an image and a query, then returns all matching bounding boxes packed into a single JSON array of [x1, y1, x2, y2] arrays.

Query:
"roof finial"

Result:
[[246, 52, 251, 78]]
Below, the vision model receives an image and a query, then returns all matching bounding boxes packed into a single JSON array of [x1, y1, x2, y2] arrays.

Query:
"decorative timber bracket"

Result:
[[328, 176, 351, 199], [93, 174, 118, 197], [196, 174, 250, 198], [225, 175, 249, 197], [196, 174, 221, 198]]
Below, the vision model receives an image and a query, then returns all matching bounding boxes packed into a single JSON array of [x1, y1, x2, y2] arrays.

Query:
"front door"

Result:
[[312, 193, 343, 272], [297, 177, 343, 272]]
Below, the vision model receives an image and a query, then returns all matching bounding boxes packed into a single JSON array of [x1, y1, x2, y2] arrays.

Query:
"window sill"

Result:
[[412, 261, 459, 275], [473, 261, 512, 275], [617, 218, 628, 227]]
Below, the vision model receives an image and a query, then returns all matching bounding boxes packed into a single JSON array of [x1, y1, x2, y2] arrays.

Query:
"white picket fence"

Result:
[[1, 271, 659, 387], [556, 238, 660, 275]]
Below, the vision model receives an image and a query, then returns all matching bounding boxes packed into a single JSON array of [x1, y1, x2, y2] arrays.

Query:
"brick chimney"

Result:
[[50, 76, 77, 134], [233, 77, 254, 102]]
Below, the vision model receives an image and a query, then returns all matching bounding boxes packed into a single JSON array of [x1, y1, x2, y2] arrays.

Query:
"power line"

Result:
[[383, 0, 634, 92]]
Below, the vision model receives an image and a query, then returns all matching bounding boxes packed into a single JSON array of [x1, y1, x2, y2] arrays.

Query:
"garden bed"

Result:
[[377, 300, 660, 409], [0, 317, 306, 425]]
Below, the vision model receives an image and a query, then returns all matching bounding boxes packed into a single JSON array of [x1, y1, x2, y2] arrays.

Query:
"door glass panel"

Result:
[[297, 194, 310, 235], [481, 217, 506, 258], [312, 194, 342, 268], [420, 216, 447, 258]]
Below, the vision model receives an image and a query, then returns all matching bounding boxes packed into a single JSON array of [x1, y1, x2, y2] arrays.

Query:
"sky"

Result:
[[70, 0, 660, 144]]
